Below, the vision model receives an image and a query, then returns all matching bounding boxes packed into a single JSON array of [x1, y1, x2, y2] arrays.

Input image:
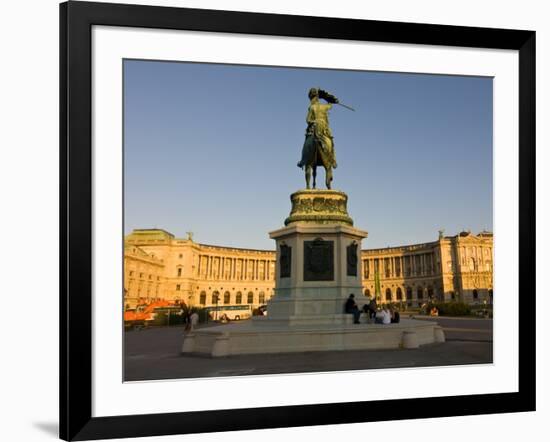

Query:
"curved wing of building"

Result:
[[124, 228, 493, 309]]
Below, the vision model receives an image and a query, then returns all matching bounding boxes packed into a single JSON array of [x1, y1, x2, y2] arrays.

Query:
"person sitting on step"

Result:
[[345, 294, 361, 324]]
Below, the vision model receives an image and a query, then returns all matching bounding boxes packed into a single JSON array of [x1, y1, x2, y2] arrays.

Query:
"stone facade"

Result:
[[124, 242, 165, 308], [361, 230, 494, 306], [124, 229, 276, 309], [124, 228, 493, 309]]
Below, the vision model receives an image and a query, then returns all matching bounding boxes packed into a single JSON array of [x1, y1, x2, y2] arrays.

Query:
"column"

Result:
[[261, 259, 264, 280]]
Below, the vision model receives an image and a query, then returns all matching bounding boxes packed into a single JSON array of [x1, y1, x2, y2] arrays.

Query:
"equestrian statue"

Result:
[[297, 87, 354, 189]]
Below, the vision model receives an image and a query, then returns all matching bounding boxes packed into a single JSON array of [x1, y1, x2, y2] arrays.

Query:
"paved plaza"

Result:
[[124, 316, 493, 381]]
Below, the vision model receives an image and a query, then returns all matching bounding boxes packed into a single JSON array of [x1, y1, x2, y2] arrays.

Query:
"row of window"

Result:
[[128, 270, 160, 281], [198, 256, 275, 281], [364, 286, 435, 301], [363, 255, 437, 279], [364, 287, 493, 301], [198, 291, 266, 306]]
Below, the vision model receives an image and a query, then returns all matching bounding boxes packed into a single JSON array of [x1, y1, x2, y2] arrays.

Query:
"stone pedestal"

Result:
[[266, 190, 368, 326], [182, 189, 443, 357]]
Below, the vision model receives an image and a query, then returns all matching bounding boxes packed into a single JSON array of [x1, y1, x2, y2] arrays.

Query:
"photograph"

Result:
[[0, 0, 542, 441], [123, 59, 494, 381]]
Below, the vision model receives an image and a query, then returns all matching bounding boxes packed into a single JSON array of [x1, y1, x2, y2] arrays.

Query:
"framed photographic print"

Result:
[[60, 1, 535, 440]]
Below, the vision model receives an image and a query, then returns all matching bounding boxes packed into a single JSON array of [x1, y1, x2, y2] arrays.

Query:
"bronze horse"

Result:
[[299, 132, 335, 190], [297, 88, 341, 190]]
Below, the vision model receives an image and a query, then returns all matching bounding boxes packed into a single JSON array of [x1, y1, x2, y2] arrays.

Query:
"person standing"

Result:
[[190, 311, 199, 331]]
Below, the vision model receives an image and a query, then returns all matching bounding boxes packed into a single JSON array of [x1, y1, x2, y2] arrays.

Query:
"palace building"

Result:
[[124, 228, 493, 309]]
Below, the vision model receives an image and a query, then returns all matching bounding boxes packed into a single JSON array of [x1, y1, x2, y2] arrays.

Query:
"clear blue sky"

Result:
[[124, 59, 493, 250]]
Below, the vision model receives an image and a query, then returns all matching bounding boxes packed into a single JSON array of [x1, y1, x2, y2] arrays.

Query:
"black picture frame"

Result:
[[60, 1, 536, 440]]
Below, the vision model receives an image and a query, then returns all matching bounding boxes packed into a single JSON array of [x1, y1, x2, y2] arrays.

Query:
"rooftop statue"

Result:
[[297, 88, 353, 190]]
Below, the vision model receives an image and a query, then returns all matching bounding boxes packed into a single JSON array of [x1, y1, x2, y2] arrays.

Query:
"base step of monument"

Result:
[[251, 313, 366, 326], [181, 319, 444, 357]]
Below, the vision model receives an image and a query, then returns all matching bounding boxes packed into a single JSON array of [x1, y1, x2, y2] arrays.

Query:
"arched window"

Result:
[[385, 288, 392, 302], [177, 267, 182, 277], [199, 291, 206, 305], [235, 291, 242, 304], [473, 289, 478, 299], [259, 291, 265, 304], [406, 287, 413, 300], [417, 287, 424, 299], [396, 287, 403, 300], [247, 291, 254, 304], [427, 287, 434, 300], [364, 288, 371, 298], [212, 291, 220, 305], [223, 291, 231, 304]]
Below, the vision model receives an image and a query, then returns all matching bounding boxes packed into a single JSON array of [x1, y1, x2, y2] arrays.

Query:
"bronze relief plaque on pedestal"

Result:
[[280, 244, 292, 278], [347, 242, 358, 276], [304, 238, 334, 281]]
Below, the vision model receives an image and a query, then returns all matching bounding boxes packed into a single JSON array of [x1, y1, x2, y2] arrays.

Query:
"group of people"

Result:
[[345, 294, 400, 325]]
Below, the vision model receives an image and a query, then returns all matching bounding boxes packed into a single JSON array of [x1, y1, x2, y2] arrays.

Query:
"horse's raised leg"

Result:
[[305, 166, 312, 189], [325, 167, 333, 190]]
